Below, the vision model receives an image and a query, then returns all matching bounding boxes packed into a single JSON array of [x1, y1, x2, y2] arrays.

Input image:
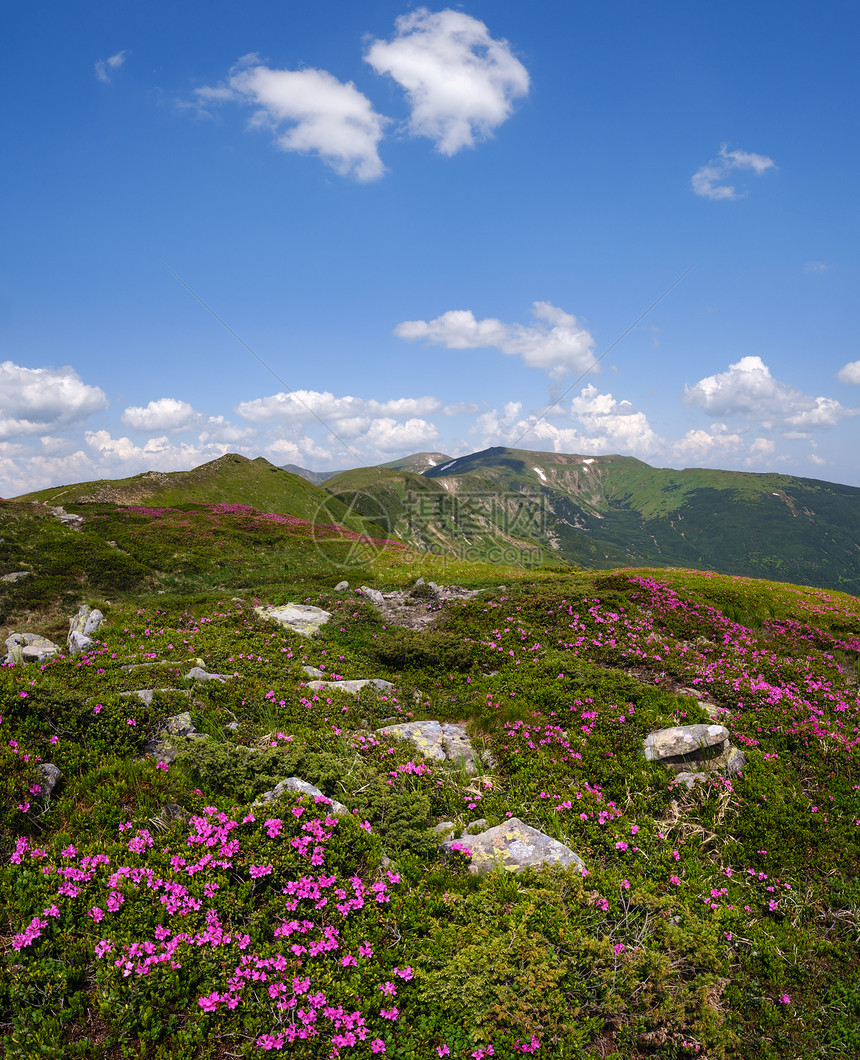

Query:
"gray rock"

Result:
[[643, 724, 730, 771], [645, 724, 747, 788], [302, 665, 326, 678], [359, 586, 386, 608], [69, 631, 95, 655], [186, 666, 227, 682], [446, 818, 586, 875], [375, 719, 480, 773], [255, 603, 331, 636], [1, 571, 30, 583], [143, 711, 204, 763], [37, 763, 61, 803], [254, 776, 349, 817], [334, 580, 350, 592], [306, 678, 395, 696], [433, 820, 455, 836], [4, 633, 61, 665]]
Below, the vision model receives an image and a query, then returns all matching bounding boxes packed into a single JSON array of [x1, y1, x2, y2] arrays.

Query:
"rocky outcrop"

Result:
[[644, 723, 746, 789], [254, 604, 331, 636], [441, 817, 586, 875]]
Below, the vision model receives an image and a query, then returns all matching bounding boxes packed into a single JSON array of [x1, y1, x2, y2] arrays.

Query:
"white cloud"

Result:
[[692, 144, 776, 200], [121, 397, 200, 432], [837, 360, 860, 384], [0, 361, 108, 441], [474, 386, 659, 456], [395, 301, 596, 381], [804, 260, 828, 274], [364, 416, 440, 451], [196, 56, 387, 181], [95, 50, 128, 84], [683, 356, 854, 428], [365, 8, 529, 155], [235, 389, 441, 424]]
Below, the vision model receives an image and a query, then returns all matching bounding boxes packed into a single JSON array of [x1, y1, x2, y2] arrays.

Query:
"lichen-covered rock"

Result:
[[3, 633, 61, 665], [254, 776, 349, 817], [255, 604, 331, 636], [447, 818, 585, 875], [306, 678, 395, 696], [376, 719, 480, 773]]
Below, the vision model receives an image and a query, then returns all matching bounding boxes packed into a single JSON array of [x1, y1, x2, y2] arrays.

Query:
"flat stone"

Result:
[[449, 818, 586, 875], [644, 724, 730, 769], [255, 604, 331, 636], [1, 571, 30, 583], [334, 581, 350, 592], [122, 688, 192, 707], [302, 666, 325, 678], [254, 776, 349, 817], [306, 678, 395, 696]]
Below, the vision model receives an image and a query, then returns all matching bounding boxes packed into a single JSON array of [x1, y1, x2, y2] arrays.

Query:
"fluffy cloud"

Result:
[[395, 302, 596, 381], [197, 56, 387, 181], [235, 389, 441, 425], [474, 386, 659, 456], [0, 361, 108, 441], [363, 416, 439, 451], [837, 360, 860, 384], [365, 8, 529, 155], [692, 144, 776, 200], [683, 355, 853, 428], [121, 397, 200, 432], [95, 50, 128, 84]]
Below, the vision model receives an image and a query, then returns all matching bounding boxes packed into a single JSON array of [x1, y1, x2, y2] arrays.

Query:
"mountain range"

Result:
[[13, 446, 860, 594]]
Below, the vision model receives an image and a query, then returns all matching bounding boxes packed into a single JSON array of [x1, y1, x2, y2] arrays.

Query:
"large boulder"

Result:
[[444, 818, 586, 875], [254, 604, 331, 637]]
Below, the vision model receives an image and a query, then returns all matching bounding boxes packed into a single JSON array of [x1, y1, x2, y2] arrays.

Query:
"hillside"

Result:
[[1, 499, 859, 1060], [15, 454, 369, 530]]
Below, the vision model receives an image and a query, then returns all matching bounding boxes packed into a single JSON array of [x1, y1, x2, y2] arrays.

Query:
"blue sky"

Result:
[[2, 0, 859, 495]]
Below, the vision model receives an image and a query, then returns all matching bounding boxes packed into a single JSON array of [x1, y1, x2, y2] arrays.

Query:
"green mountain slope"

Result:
[[13, 454, 368, 529], [414, 446, 860, 592]]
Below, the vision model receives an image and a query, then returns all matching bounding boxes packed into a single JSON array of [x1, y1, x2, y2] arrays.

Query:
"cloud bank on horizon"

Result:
[[2, 3, 859, 496]]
